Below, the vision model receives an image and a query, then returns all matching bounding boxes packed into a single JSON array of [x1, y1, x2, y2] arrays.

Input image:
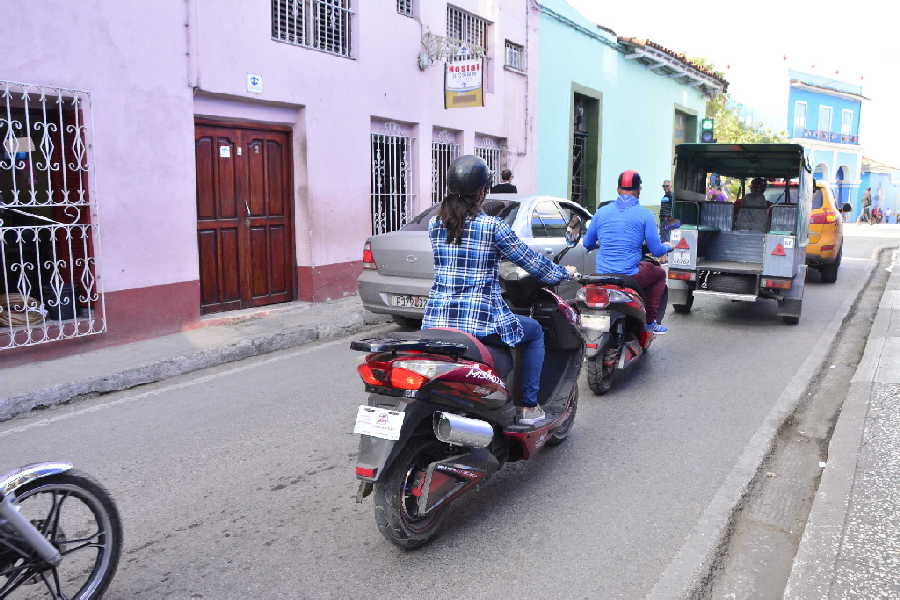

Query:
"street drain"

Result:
[[701, 248, 897, 600]]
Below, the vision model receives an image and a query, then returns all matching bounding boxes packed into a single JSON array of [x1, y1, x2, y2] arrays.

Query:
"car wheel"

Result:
[[819, 249, 841, 283]]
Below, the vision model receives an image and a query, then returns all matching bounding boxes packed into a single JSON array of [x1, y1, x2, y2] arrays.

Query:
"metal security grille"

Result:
[[431, 130, 460, 204], [0, 81, 104, 351], [572, 132, 587, 206], [271, 0, 353, 58], [371, 123, 415, 235], [475, 136, 506, 186], [505, 40, 525, 71], [447, 5, 488, 62], [397, 0, 413, 17]]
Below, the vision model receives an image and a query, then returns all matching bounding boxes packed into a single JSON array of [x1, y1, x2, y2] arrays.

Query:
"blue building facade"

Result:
[[859, 157, 900, 223], [786, 71, 866, 216], [533, 0, 727, 211]]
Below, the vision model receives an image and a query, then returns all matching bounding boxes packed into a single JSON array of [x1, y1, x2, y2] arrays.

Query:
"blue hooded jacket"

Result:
[[582, 194, 671, 275]]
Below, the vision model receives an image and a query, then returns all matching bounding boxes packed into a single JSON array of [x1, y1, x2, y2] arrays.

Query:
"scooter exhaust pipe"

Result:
[[433, 412, 494, 448]]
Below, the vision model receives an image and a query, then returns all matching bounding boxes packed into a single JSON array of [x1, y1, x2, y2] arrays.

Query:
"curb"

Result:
[[0, 310, 391, 422], [783, 247, 899, 599], [645, 246, 894, 600]]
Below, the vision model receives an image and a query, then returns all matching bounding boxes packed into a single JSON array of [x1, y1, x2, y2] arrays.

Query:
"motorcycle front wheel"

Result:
[[373, 439, 453, 550], [1, 470, 122, 599]]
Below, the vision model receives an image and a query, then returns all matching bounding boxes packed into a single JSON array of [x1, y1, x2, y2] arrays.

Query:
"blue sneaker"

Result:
[[646, 321, 668, 335]]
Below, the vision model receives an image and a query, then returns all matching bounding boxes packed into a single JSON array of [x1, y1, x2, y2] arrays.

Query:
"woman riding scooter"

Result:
[[421, 155, 577, 424]]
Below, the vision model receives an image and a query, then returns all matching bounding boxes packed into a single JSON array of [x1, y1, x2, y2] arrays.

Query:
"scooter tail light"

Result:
[[580, 284, 610, 308], [357, 362, 387, 386], [389, 359, 461, 390]]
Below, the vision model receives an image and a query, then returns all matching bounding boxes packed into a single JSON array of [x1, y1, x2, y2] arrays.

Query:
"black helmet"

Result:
[[448, 155, 492, 195]]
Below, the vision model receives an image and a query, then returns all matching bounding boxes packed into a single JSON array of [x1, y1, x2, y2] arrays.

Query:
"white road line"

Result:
[[0, 337, 352, 439]]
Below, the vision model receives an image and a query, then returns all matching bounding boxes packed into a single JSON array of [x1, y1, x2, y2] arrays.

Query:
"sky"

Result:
[[567, 0, 900, 168]]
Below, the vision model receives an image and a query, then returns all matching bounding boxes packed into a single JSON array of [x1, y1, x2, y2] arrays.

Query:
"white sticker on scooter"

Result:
[[783, 237, 795, 249]]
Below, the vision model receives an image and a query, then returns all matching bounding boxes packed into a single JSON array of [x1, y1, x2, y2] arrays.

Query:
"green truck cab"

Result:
[[668, 144, 812, 324]]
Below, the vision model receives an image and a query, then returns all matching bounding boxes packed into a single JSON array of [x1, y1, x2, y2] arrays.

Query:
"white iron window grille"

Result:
[[0, 81, 104, 351], [397, 0, 413, 17], [475, 136, 507, 186], [371, 123, 416, 235], [505, 40, 526, 71], [271, 0, 353, 58], [447, 5, 488, 62], [431, 129, 460, 204]]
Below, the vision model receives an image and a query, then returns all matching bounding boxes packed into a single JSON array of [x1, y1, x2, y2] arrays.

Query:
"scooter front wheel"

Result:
[[373, 439, 452, 550]]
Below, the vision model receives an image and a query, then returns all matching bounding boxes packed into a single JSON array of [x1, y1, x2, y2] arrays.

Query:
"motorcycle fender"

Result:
[[355, 398, 435, 483], [1, 462, 73, 498], [417, 448, 499, 515], [585, 332, 611, 359]]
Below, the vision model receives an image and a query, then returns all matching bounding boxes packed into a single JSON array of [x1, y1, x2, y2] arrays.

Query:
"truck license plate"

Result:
[[671, 250, 691, 266], [353, 406, 405, 440], [391, 294, 428, 308]]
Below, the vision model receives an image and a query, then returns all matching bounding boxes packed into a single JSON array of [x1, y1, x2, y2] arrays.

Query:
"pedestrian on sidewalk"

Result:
[[490, 169, 518, 194], [859, 188, 872, 224], [659, 179, 674, 241]]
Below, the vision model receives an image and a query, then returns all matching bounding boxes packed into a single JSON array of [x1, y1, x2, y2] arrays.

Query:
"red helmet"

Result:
[[618, 170, 642, 191]]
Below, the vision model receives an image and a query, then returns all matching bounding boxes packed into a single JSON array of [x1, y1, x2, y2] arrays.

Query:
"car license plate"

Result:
[[353, 406, 405, 441], [581, 314, 610, 331], [390, 294, 428, 308], [671, 250, 691, 266]]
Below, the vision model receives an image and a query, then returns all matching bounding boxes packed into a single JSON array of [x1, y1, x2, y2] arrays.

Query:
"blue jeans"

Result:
[[512, 315, 545, 407]]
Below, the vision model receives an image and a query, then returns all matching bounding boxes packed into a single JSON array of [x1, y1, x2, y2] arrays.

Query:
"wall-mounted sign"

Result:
[[445, 59, 484, 109], [246, 73, 264, 94]]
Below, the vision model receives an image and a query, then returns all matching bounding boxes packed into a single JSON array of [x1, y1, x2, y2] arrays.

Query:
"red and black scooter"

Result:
[[576, 254, 668, 395], [349, 226, 587, 549]]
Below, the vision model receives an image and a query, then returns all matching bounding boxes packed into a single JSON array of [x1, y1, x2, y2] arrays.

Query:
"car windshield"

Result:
[[764, 187, 798, 205], [402, 200, 521, 231]]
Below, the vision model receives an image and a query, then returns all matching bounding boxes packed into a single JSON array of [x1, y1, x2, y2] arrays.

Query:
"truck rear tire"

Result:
[[782, 315, 800, 325]]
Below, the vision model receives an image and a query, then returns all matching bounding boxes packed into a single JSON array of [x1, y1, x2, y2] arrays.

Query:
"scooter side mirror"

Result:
[[565, 214, 585, 247]]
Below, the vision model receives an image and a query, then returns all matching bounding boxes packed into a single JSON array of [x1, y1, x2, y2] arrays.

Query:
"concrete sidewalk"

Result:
[[0, 296, 392, 422], [784, 248, 900, 599]]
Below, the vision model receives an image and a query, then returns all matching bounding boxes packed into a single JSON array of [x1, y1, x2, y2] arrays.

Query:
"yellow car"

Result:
[[765, 182, 844, 282]]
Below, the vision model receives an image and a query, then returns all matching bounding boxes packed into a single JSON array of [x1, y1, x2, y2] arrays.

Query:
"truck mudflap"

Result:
[[777, 264, 807, 319], [763, 234, 797, 278], [668, 228, 698, 270]]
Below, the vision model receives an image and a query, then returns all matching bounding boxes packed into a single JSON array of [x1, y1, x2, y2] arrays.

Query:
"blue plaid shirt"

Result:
[[422, 214, 570, 346]]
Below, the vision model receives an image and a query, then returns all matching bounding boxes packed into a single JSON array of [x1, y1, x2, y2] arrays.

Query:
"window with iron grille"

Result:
[[271, 0, 353, 58], [504, 40, 525, 71], [0, 81, 105, 351], [475, 136, 507, 186], [371, 124, 416, 235], [397, 0, 413, 17], [447, 5, 488, 62], [431, 130, 460, 205]]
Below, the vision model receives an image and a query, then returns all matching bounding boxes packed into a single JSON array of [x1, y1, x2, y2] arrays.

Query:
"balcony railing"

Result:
[[792, 128, 858, 144]]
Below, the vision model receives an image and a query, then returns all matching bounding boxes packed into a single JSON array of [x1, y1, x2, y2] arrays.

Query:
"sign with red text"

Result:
[[445, 59, 484, 108]]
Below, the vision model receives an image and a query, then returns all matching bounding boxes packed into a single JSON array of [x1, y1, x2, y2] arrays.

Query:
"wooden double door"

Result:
[[195, 122, 295, 314]]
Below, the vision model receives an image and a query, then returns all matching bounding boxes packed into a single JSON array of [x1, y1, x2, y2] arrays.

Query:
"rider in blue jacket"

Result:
[[583, 170, 673, 333]]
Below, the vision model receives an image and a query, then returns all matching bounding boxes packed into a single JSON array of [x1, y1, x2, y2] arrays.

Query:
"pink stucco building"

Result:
[[0, 0, 537, 359]]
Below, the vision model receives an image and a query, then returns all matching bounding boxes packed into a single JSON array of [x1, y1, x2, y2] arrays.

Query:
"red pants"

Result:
[[633, 261, 666, 323]]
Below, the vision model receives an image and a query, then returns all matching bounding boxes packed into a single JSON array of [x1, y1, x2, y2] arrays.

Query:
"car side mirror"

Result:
[[841, 203, 852, 213], [565, 215, 585, 247]]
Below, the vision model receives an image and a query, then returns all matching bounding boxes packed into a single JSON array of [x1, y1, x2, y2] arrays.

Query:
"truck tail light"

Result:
[[668, 270, 694, 281], [763, 278, 792, 290]]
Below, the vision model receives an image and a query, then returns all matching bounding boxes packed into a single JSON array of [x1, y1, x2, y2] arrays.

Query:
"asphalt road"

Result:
[[1, 236, 896, 600]]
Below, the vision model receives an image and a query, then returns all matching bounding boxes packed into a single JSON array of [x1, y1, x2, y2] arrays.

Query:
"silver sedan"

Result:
[[357, 194, 596, 326]]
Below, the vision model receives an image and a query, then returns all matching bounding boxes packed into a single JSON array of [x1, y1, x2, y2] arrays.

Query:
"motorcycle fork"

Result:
[[0, 494, 61, 566]]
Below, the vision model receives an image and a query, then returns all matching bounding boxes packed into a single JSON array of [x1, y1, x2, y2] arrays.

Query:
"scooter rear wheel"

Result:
[[373, 439, 452, 550], [586, 356, 614, 395]]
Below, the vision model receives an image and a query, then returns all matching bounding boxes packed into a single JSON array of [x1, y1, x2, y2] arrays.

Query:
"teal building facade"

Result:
[[533, 1, 726, 211]]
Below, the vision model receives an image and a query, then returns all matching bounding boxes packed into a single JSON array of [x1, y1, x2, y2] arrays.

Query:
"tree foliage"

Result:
[[705, 94, 787, 145]]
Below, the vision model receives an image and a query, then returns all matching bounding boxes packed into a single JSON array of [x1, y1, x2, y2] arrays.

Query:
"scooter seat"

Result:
[[590, 273, 646, 300], [381, 328, 513, 378]]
